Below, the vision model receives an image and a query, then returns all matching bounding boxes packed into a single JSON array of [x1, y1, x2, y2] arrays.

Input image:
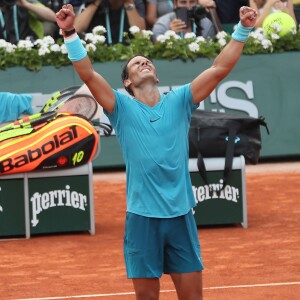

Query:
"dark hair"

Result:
[[121, 54, 153, 96]]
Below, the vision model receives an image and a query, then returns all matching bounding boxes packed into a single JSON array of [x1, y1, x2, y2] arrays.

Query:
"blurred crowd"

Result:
[[0, 0, 299, 45]]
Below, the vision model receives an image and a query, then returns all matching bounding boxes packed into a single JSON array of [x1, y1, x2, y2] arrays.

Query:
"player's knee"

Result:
[[133, 278, 160, 300]]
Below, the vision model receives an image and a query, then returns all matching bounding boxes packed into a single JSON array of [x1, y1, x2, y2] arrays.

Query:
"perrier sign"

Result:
[[189, 157, 247, 228], [28, 175, 91, 235]]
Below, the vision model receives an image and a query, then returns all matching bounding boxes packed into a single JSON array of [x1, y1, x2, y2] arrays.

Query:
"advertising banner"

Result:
[[189, 157, 247, 228], [0, 176, 26, 237], [28, 175, 91, 235]]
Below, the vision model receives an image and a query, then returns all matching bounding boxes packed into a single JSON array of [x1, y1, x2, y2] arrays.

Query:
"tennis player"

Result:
[[55, 5, 257, 300]]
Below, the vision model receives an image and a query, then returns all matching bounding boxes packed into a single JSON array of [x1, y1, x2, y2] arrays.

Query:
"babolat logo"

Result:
[[30, 185, 87, 227], [192, 179, 240, 203], [0, 125, 78, 174]]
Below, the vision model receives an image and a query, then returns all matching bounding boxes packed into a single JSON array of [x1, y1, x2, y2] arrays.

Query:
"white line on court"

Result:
[[204, 281, 300, 290], [15, 281, 300, 300]]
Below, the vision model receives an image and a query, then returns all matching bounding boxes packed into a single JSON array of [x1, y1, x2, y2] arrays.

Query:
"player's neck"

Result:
[[133, 85, 160, 107]]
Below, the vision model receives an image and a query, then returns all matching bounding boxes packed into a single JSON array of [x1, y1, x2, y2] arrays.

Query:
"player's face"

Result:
[[126, 56, 158, 83]]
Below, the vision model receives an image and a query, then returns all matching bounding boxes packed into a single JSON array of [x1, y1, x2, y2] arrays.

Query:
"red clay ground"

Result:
[[0, 162, 299, 300]]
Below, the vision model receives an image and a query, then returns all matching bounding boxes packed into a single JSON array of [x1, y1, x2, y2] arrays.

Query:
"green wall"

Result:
[[1, 52, 300, 168]]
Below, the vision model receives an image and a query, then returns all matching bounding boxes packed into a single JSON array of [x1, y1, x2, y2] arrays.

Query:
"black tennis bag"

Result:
[[188, 110, 269, 191]]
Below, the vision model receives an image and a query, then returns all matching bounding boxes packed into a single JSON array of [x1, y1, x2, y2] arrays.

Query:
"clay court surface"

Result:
[[0, 161, 299, 300]]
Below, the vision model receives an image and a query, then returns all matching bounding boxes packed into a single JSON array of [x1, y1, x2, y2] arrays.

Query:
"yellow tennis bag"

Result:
[[0, 112, 99, 175]]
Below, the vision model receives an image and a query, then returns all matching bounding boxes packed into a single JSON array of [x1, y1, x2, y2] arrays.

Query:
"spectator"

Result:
[[215, 0, 249, 24], [249, 0, 296, 28], [145, 0, 174, 29], [74, 0, 146, 44], [40, 0, 68, 38], [0, 0, 56, 44], [40, 0, 85, 37], [152, 0, 217, 42]]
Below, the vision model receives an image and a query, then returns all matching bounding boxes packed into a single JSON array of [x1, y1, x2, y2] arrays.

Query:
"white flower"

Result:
[[85, 33, 106, 44], [42, 36, 55, 45], [34, 39, 43, 47], [250, 29, 265, 41], [250, 31, 262, 40], [261, 39, 272, 49], [184, 32, 196, 39], [37, 41, 52, 49], [141, 30, 153, 38], [6, 43, 16, 53], [218, 38, 227, 46], [256, 28, 265, 35], [216, 31, 227, 39], [270, 33, 280, 40], [0, 39, 8, 48], [196, 36, 206, 43], [271, 22, 282, 33], [94, 35, 106, 44], [17, 40, 34, 49], [164, 30, 177, 38], [129, 26, 140, 35], [86, 43, 97, 52], [50, 44, 61, 52], [157, 30, 181, 42], [38, 46, 50, 56], [60, 44, 68, 54], [156, 35, 168, 43], [92, 25, 107, 35], [188, 42, 200, 53], [85, 33, 95, 42]]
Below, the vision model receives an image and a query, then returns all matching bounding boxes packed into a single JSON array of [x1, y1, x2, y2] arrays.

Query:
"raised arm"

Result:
[[16, 0, 56, 22], [190, 6, 257, 104], [146, 2, 158, 29], [74, 1, 101, 33], [285, 0, 297, 23], [55, 4, 115, 113], [250, 0, 283, 28], [124, 0, 146, 30]]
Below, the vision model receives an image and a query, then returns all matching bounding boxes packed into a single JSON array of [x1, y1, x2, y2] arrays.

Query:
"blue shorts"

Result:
[[124, 210, 204, 278]]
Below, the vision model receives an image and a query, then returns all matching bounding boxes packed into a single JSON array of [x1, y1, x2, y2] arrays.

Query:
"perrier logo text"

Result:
[[30, 185, 87, 227], [192, 179, 240, 203]]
